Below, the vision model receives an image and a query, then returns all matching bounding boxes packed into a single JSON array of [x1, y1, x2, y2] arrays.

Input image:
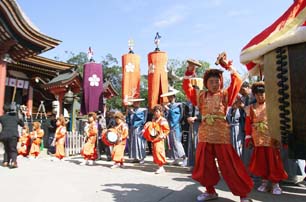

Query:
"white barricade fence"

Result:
[[65, 131, 85, 156]]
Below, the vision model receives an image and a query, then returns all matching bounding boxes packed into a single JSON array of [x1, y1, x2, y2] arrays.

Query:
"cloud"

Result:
[[153, 5, 189, 28]]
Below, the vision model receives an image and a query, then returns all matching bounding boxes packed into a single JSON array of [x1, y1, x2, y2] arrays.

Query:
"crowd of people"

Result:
[[1, 56, 306, 202]]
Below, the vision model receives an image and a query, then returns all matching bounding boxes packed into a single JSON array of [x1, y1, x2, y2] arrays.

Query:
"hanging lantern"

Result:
[[147, 51, 168, 110], [122, 53, 141, 106], [52, 100, 59, 115], [81, 63, 103, 114], [64, 89, 74, 104]]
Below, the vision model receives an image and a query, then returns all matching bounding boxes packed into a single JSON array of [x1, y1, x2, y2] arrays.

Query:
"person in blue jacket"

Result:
[[126, 98, 148, 164], [161, 89, 187, 166]]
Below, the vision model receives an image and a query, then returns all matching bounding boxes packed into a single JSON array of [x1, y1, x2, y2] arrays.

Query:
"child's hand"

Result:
[[187, 117, 197, 124]]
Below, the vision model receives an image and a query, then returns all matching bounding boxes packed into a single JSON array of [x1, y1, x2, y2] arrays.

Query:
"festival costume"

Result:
[[165, 102, 186, 161], [245, 103, 288, 183], [152, 117, 170, 167], [147, 116, 170, 167], [81, 122, 98, 160], [29, 129, 44, 157], [186, 102, 200, 167], [226, 107, 246, 158], [55, 126, 66, 160], [239, 93, 256, 169], [18, 129, 30, 157], [127, 107, 148, 161], [182, 70, 253, 198], [112, 122, 129, 164]]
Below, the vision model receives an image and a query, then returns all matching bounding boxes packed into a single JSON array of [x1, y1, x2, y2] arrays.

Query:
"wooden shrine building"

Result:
[[0, 0, 81, 118]]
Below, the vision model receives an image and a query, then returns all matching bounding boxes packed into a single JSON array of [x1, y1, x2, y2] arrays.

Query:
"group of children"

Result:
[[15, 103, 170, 175], [18, 122, 44, 158], [17, 115, 66, 160], [80, 106, 170, 174]]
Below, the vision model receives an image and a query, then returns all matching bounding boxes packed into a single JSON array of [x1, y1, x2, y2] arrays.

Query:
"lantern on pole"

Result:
[[147, 32, 169, 109], [122, 39, 141, 106]]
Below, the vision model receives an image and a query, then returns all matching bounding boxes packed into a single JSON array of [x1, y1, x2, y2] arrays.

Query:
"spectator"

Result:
[[0, 103, 24, 168]]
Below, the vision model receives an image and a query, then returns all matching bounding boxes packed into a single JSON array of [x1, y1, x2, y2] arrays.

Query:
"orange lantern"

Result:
[[122, 53, 141, 106], [147, 51, 169, 110]]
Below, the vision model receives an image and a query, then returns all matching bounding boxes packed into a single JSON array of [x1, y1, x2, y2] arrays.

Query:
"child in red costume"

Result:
[[182, 53, 253, 202], [81, 112, 98, 165], [110, 111, 129, 169], [54, 115, 67, 160], [245, 81, 288, 195], [18, 125, 30, 157], [143, 105, 170, 174]]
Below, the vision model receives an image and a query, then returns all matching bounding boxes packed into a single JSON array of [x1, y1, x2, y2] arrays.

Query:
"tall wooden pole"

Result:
[[0, 60, 7, 115]]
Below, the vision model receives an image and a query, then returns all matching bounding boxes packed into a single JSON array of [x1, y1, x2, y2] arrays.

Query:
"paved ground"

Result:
[[0, 152, 305, 202]]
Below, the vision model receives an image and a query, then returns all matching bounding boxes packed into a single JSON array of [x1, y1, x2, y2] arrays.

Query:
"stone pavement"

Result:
[[0, 153, 305, 202]]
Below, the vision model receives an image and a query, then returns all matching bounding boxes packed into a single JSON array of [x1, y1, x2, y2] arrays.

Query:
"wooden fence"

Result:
[[65, 131, 85, 156]]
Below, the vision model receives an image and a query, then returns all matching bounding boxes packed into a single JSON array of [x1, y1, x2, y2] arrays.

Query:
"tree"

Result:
[[139, 75, 149, 108], [102, 62, 121, 89], [100, 54, 123, 111], [66, 52, 88, 74], [101, 53, 119, 67]]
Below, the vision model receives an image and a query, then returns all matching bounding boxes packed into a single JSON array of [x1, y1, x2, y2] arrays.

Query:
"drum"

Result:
[[264, 43, 306, 159], [190, 78, 203, 90], [143, 122, 160, 142], [102, 128, 118, 146], [107, 131, 118, 144]]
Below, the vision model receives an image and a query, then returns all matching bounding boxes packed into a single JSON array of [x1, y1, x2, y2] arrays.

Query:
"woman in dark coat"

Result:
[[0, 103, 24, 168]]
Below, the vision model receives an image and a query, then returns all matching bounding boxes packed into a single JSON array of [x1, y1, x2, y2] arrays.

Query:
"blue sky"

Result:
[[18, 0, 293, 75]]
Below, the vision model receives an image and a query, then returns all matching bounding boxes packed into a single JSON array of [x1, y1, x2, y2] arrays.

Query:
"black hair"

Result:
[[251, 82, 265, 94], [241, 81, 250, 88]]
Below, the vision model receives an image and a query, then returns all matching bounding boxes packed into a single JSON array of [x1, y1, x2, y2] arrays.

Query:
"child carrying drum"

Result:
[[109, 111, 129, 169], [143, 105, 170, 174]]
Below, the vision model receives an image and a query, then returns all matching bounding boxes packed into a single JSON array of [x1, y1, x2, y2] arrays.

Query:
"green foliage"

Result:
[[139, 75, 148, 108], [100, 54, 123, 111], [106, 92, 123, 111], [66, 52, 88, 74], [103, 64, 122, 89], [101, 53, 119, 67]]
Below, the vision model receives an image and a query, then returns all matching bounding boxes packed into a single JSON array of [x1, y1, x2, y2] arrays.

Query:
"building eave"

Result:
[[23, 56, 75, 71], [43, 72, 82, 91], [0, 0, 61, 61]]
